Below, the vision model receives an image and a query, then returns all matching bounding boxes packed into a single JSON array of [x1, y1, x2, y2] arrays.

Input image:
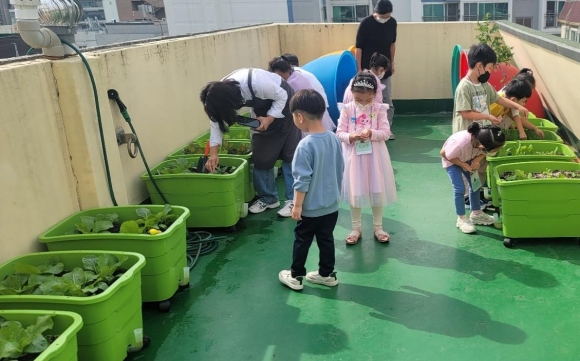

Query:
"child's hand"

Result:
[[461, 163, 473, 173], [519, 130, 528, 140], [518, 106, 529, 120], [360, 129, 372, 140], [349, 132, 362, 142], [534, 128, 545, 138], [487, 114, 502, 125], [471, 160, 481, 171], [291, 204, 302, 221]]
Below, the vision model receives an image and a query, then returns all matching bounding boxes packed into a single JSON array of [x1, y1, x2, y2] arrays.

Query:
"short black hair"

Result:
[[514, 68, 536, 88], [468, 44, 498, 69], [374, 0, 393, 14], [369, 52, 391, 71], [268, 56, 292, 73], [289, 89, 326, 120], [200, 80, 244, 133], [468, 122, 506, 151], [281, 53, 299, 66], [504, 79, 532, 100]]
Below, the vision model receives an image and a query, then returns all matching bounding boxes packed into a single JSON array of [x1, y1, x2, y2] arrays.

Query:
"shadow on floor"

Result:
[[513, 238, 580, 265], [303, 284, 527, 344], [335, 212, 560, 288]]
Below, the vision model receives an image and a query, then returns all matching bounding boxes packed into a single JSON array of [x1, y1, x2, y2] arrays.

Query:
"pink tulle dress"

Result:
[[336, 102, 397, 208]]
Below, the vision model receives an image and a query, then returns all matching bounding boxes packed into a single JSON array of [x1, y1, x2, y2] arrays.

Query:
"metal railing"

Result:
[[545, 13, 559, 28], [464, 14, 509, 21]]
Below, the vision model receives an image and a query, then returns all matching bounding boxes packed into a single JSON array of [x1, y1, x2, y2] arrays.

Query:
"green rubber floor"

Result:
[[128, 115, 580, 361]]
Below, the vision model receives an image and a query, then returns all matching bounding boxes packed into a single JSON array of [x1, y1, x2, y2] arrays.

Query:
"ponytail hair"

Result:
[[468, 122, 506, 151], [268, 56, 292, 73], [369, 52, 391, 72], [514, 68, 536, 89], [351, 72, 378, 94]]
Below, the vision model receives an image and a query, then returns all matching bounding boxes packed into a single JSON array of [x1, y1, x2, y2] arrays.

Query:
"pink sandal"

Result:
[[374, 229, 390, 243], [346, 230, 361, 245]]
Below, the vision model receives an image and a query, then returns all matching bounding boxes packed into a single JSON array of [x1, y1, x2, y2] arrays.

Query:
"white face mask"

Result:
[[377, 72, 385, 79], [355, 102, 372, 111], [375, 15, 390, 23], [486, 151, 498, 157]]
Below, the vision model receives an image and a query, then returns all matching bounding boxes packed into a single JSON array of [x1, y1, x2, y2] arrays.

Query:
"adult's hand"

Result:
[[391, 63, 395, 75], [205, 154, 219, 173], [256, 116, 275, 132]]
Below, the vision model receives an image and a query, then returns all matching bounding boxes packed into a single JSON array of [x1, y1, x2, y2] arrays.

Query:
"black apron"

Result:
[[245, 68, 301, 170]]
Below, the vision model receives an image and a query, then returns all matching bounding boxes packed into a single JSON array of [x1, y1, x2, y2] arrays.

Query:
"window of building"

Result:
[[332, 5, 368, 23], [423, 3, 459, 22], [545, 1, 565, 28], [463, 2, 508, 21], [515, 17, 532, 28]]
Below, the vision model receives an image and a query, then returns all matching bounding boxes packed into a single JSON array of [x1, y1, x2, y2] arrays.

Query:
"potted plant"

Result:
[[0, 251, 147, 361], [475, 13, 515, 86], [0, 311, 83, 361], [503, 129, 562, 142], [494, 161, 580, 247], [142, 157, 248, 230], [38, 205, 190, 311]]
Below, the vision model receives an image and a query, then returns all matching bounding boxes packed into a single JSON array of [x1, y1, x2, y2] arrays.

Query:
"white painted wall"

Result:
[[165, 0, 289, 36], [102, 0, 120, 22]]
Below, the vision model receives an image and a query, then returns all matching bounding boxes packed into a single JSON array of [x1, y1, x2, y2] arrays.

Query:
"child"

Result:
[[514, 68, 535, 90], [278, 89, 344, 291], [489, 79, 544, 139], [343, 52, 391, 104], [452, 44, 529, 134], [336, 73, 397, 245], [441, 123, 506, 234]]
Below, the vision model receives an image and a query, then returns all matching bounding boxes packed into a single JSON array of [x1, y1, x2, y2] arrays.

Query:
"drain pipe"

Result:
[[10, 0, 65, 58]]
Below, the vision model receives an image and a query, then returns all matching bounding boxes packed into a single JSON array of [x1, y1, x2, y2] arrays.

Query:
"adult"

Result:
[[355, 0, 396, 139], [269, 56, 336, 134], [200, 68, 301, 217]]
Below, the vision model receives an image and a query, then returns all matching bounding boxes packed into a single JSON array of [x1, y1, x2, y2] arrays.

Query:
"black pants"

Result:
[[291, 211, 339, 278]]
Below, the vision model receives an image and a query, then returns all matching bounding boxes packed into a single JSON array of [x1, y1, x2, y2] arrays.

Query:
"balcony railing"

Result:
[[545, 13, 559, 28], [422, 15, 460, 22], [464, 14, 509, 21]]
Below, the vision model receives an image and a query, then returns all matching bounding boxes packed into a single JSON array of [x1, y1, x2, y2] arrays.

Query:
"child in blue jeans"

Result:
[[279, 89, 344, 291], [441, 123, 506, 233]]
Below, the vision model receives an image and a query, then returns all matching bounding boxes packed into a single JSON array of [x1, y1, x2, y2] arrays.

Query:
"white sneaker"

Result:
[[277, 200, 293, 217], [305, 271, 338, 287], [249, 199, 280, 214], [279, 270, 303, 290], [470, 212, 495, 225], [456, 217, 476, 233], [389, 133, 395, 140]]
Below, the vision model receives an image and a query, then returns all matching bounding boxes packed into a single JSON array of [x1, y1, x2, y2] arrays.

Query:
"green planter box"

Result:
[[167, 141, 255, 203], [195, 127, 251, 141], [0, 310, 83, 361], [0, 251, 146, 361], [485, 141, 576, 207], [142, 157, 247, 228], [494, 161, 580, 240], [38, 205, 190, 306], [504, 129, 562, 142], [526, 117, 559, 131]]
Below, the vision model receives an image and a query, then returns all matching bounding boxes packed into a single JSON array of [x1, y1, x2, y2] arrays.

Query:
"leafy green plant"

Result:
[[475, 13, 514, 65], [0, 254, 127, 297], [157, 158, 237, 175], [500, 169, 580, 181], [74, 213, 119, 234], [183, 139, 206, 155], [119, 205, 178, 234], [0, 314, 55, 360], [504, 129, 555, 141]]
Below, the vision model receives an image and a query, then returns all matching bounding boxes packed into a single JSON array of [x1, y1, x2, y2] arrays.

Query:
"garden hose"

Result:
[[60, 38, 118, 206], [186, 231, 230, 269]]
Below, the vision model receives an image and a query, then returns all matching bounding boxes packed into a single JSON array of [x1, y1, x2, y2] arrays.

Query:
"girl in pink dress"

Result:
[[343, 52, 391, 104], [336, 72, 397, 245]]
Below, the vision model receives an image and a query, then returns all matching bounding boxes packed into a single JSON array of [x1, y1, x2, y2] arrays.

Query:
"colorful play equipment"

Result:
[[302, 50, 357, 123], [451, 45, 547, 119]]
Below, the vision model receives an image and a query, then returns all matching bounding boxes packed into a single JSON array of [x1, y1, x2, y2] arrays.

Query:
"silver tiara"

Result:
[[353, 79, 374, 89]]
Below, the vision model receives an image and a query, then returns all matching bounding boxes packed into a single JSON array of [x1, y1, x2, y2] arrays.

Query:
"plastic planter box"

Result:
[[38, 205, 190, 307], [526, 117, 559, 131], [485, 141, 576, 207], [167, 142, 255, 203], [494, 161, 580, 246], [142, 157, 247, 229], [0, 310, 83, 361], [504, 129, 562, 143], [0, 251, 146, 361], [195, 127, 251, 141]]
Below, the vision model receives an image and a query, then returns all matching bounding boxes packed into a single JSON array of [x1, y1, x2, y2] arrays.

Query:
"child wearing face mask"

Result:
[[441, 123, 506, 233], [343, 52, 391, 104], [336, 73, 397, 245]]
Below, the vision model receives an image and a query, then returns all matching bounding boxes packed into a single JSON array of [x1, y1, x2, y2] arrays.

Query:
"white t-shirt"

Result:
[[209, 68, 287, 147]]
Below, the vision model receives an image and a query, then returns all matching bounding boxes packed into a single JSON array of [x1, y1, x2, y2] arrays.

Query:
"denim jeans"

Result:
[[253, 161, 294, 204], [446, 165, 481, 216]]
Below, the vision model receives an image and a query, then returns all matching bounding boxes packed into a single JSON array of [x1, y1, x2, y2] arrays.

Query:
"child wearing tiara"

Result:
[[336, 72, 397, 245]]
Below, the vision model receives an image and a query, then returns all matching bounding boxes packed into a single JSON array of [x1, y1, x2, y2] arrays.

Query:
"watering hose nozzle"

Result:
[[107, 89, 131, 122]]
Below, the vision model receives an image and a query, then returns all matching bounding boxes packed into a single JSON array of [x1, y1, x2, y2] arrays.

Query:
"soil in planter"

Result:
[[504, 129, 554, 141], [500, 169, 580, 181]]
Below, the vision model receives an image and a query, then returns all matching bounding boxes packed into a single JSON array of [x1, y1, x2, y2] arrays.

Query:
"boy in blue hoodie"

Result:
[[278, 89, 344, 291]]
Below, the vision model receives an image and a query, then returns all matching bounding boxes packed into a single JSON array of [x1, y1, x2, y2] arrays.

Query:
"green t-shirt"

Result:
[[452, 78, 499, 133]]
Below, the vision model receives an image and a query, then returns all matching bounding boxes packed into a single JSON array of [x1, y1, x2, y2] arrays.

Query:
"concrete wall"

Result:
[[278, 22, 479, 99]]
